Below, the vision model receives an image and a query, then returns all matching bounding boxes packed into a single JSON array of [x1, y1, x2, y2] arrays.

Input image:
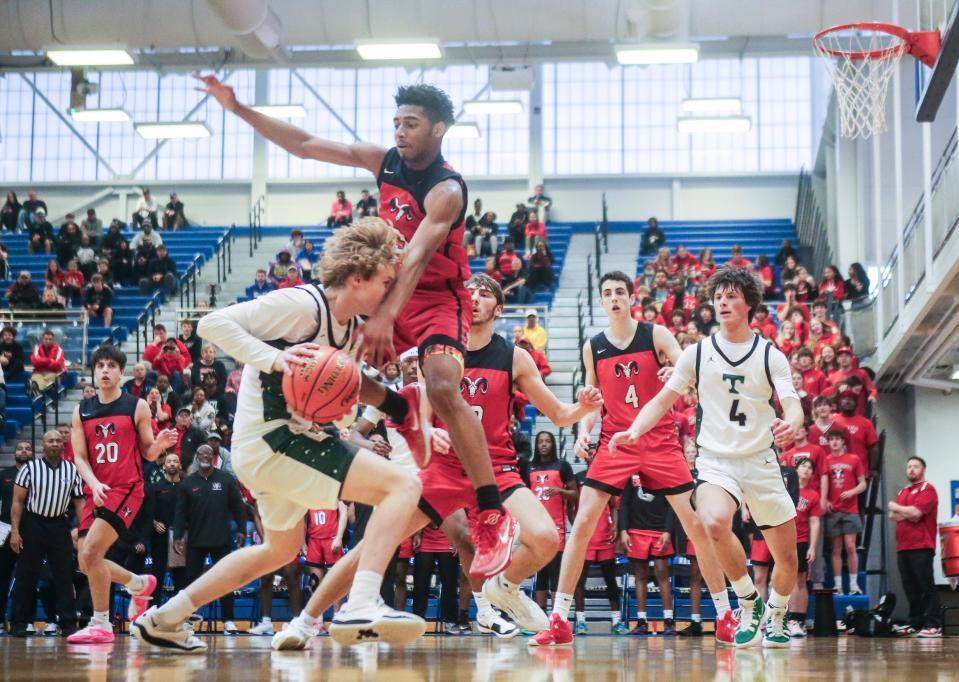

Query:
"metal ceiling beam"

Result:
[[291, 70, 361, 142]]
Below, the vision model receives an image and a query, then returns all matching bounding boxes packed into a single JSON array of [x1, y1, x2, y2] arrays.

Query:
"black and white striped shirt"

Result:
[[14, 457, 83, 518]]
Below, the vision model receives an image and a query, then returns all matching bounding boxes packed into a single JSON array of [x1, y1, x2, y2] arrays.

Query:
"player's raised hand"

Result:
[[577, 385, 604, 410], [156, 428, 179, 450], [574, 432, 593, 461], [431, 428, 452, 455], [354, 314, 396, 370], [608, 428, 640, 456], [192, 71, 238, 112], [272, 342, 321, 375], [91, 481, 111, 507], [771, 418, 795, 449]]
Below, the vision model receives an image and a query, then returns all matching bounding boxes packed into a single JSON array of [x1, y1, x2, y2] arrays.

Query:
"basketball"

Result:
[[282, 347, 360, 423]]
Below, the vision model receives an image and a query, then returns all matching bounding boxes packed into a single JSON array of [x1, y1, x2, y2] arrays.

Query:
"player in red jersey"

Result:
[[529, 432, 577, 612], [531, 271, 729, 647], [195, 73, 516, 578], [68, 345, 177, 644], [788, 458, 821, 638]]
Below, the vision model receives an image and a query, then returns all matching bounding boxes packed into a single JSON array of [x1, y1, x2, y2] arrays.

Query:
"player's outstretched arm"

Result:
[[355, 180, 464, 367], [574, 341, 601, 459], [608, 386, 681, 455], [193, 72, 386, 174], [513, 346, 603, 427], [70, 405, 104, 503]]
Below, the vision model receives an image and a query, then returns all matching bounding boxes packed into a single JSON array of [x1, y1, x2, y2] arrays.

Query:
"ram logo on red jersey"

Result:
[[460, 376, 489, 399], [535, 473, 550, 484], [613, 360, 639, 379], [94, 422, 117, 439], [388, 197, 414, 222]]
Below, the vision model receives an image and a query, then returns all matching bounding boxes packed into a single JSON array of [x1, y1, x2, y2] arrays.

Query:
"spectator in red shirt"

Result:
[[143, 324, 191, 368], [776, 320, 801, 358], [833, 390, 879, 479], [811, 299, 840, 335], [524, 212, 547, 254], [28, 330, 65, 394], [821, 429, 866, 595], [482, 256, 502, 285], [780, 370, 813, 420], [888, 456, 941, 637], [278, 265, 304, 289], [818, 264, 845, 302], [667, 310, 686, 335], [670, 244, 697, 276], [756, 255, 776, 299], [649, 247, 672, 275], [724, 244, 753, 270], [808, 395, 842, 449], [639, 304, 666, 326], [828, 347, 877, 414], [788, 308, 809, 345], [498, 239, 520, 277], [326, 190, 352, 228], [58, 259, 85, 304], [516, 338, 551, 379], [151, 339, 190, 394], [796, 348, 830, 397], [776, 284, 810, 324], [749, 304, 778, 340], [819, 344, 840, 376], [660, 282, 698, 321], [794, 266, 816, 302], [690, 247, 716, 285], [779, 424, 826, 482], [788, 458, 822, 636]]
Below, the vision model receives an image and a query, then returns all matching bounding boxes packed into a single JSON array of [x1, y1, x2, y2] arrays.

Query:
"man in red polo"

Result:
[[888, 456, 941, 638]]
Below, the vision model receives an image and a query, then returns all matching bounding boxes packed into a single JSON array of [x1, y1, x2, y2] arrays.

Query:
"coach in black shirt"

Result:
[[145, 452, 186, 596], [174, 445, 245, 631], [10, 430, 83, 636], [0, 441, 34, 632]]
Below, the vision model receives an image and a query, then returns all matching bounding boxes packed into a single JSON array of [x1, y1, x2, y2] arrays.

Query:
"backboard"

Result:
[[916, 0, 959, 121]]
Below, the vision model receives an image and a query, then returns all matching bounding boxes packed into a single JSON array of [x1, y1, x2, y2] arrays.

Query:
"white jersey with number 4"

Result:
[[666, 333, 797, 458]]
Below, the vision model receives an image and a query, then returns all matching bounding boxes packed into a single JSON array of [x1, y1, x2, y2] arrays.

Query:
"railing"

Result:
[[0, 309, 90, 366], [178, 255, 204, 309], [585, 254, 594, 325], [794, 169, 835, 294], [249, 195, 265, 258], [214, 224, 236, 285], [133, 294, 163, 359]]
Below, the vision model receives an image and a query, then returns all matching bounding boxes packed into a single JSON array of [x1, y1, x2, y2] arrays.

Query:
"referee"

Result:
[[9, 430, 84, 637]]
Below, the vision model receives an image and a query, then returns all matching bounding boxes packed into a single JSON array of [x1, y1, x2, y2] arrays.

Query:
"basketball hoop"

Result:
[[814, 22, 941, 139]]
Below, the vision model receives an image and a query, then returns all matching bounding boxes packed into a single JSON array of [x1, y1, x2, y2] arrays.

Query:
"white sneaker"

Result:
[[483, 575, 549, 633], [223, 620, 239, 635], [43, 623, 59, 636], [788, 621, 806, 638], [248, 619, 275, 635], [329, 598, 426, 647], [271, 616, 314, 651], [25, 624, 35, 634], [475, 609, 520, 639], [132, 607, 206, 654]]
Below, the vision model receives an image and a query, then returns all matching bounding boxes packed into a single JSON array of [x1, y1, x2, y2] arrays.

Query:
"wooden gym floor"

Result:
[[0, 632, 954, 681]]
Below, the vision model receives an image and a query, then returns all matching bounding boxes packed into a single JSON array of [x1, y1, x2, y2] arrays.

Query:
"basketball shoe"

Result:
[[329, 597, 426, 646], [734, 596, 768, 648], [127, 574, 157, 623], [469, 507, 518, 579], [483, 574, 549, 632], [763, 607, 790, 648], [271, 615, 314, 650], [66, 620, 114, 644], [715, 610, 738, 646], [475, 609, 520, 638], [528, 613, 574, 647], [392, 384, 432, 468], [133, 607, 206, 654]]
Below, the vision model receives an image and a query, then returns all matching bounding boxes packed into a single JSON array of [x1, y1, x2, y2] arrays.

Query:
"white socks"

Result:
[[91, 611, 110, 628], [156, 592, 196, 628], [299, 610, 318, 626], [691, 613, 702, 623], [553, 592, 573, 621], [473, 592, 493, 617], [834, 576, 843, 591], [711, 590, 731, 617], [767, 589, 790, 610], [637, 611, 647, 621], [125, 575, 146, 595], [731, 575, 758, 600], [663, 609, 674, 619], [611, 611, 621, 625], [345, 571, 383, 610]]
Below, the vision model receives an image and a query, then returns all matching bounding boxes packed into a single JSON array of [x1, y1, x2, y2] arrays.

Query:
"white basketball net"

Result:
[[814, 28, 909, 139]]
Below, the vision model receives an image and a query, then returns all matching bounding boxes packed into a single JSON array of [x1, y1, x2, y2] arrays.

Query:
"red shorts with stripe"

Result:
[[305, 538, 343, 567], [750, 538, 773, 566], [394, 286, 472, 357], [398, 538, 414, 560], [491, 464, 526, 500], [625, 529, 675, 561], [584, 437, 693, 496], [585, 546, 616, 563], [79, 484, 144, 537], [417, 458, 473, 527]]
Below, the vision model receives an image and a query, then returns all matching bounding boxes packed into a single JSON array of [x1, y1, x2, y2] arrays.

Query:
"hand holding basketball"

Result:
[[192, 71, 239, 112], [273, 342, 322, 375], [282, 346, 360, 424]]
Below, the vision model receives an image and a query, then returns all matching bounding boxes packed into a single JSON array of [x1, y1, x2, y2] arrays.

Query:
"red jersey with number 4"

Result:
[[306, 508, 339, 540], [376, 148, 469, 291], [79, 392, 142, 489], [592, 322, 673, 449], [460, 334, 516, 467], [795, 487, 822, 543]]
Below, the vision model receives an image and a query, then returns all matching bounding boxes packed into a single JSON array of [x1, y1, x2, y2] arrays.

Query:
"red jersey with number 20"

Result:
[[592, 323, 673, 449], [80, 392, 142, 490], [459, 334, 516, 467]]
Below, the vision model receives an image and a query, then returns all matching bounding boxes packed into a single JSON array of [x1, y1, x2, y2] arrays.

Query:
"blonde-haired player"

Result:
[[134, 218, 429, 651]]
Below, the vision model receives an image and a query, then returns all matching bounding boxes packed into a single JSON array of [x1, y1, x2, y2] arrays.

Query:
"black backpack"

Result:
[[844, 592, 897, 637]]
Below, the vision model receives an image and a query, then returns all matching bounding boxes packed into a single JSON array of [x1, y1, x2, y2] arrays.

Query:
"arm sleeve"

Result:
[[768, 347, 799, 402], [559, 461, 575, 484], [71, 471, 84, 498], [14, 465, 29, 488], [196, 288, 321, 374], [664, 344, 698, 394], [361, 405, 383, 423]]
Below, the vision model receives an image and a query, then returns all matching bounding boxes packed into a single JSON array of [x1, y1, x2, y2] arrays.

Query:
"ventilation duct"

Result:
[[205, 0, 289, 62]]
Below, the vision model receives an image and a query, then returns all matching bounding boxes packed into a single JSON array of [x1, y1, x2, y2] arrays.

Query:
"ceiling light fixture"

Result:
[[681, 97, 743, 114], [69, 108, 131, 123], [445, 122, 481, 139], [47, 48, 134, 66], [135, 122, 211, 139], [251, 104, 307, 119], [355, 40, 441, 61], [615, 43, 699, 65], [463, 100, 524, 115], [677, 116, 752, 134]]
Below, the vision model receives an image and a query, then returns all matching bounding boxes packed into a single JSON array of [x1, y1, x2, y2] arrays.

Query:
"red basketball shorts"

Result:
[[305, 538, 343, 568], [79, 483, 144, 537], [397, 538, 414, 560], [492, 464, 526, 501], [394, 286, 472, 358], [750, 538, 773, 566], [626, 529, 675, 561], [585, 545, 616, 563], [584, 435, 693, 496], [417, 457, 473, 527]]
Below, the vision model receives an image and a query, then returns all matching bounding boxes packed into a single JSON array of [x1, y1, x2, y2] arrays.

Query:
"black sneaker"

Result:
[[677, 621, 704, 637], [662, 618, 677, 636], [629, 618, 649, 636]]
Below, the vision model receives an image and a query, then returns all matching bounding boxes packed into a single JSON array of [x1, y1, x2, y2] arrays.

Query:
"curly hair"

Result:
[[394, 84, 455, 127], [598, 270, 634, 296], [465, 273, 504, 307], [702, 266, 764, 321], [319, 217, 403, 289]]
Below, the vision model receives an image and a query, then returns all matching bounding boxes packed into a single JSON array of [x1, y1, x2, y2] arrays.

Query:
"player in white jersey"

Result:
[[134, 218, 427, 652], [610, 267, 803, 649]]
